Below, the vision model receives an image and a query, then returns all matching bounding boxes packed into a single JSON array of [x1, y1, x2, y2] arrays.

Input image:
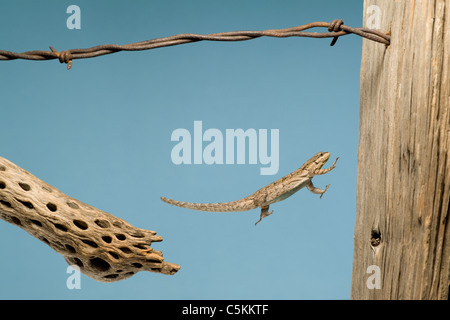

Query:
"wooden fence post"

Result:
[[351, 0, 449, 299]]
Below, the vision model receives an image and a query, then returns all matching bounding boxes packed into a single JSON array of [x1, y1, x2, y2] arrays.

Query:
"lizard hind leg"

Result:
[[306, 181, 330, 199], [254, 206, 274, 226]]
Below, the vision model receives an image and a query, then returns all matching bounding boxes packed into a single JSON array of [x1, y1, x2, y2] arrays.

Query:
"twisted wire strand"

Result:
[[0, 20, 390, 69]]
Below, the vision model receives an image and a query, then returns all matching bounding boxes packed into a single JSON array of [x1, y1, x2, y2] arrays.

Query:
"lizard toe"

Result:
[[320, 185, 330, 199]]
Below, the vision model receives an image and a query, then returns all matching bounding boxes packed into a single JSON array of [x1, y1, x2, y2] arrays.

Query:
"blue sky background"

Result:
[[0, 0, 363, 299]]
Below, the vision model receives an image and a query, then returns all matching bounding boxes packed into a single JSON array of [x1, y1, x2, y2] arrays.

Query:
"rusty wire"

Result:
[[0, 20, 390, 70]]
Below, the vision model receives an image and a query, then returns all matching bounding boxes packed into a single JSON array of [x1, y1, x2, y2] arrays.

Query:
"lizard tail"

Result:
[[160, 196, 256, 212]]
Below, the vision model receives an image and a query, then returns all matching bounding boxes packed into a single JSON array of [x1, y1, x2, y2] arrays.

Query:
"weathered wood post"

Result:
[[351, 0, 449, 299]]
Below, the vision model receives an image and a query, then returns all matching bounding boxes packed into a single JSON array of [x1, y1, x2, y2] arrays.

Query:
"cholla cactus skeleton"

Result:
[[0, 156, 180, 282]]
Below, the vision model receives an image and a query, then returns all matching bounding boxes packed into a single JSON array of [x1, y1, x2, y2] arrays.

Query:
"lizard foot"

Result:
[[330, 157, 339, 169], [255, 210, 274, 226], [320, 185, 330, 199]]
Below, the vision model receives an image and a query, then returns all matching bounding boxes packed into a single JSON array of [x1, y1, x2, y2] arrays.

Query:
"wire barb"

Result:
[[0, 20, 390, 70], [49, 46, 73, 70], [328, 19, 344, 46]]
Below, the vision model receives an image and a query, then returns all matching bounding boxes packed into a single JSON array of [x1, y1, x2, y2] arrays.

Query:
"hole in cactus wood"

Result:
[[94, 219, 110, 228], [131, 231, 145, 238], [89, 257, 111, 272], [0, 181, 6, 189], [46, 202, 57, 212], [108, 251, 119, 259], [113, 220, 123, 228], [71, 257, 84, 268], [0, 165, 5, 171], [66, 201, 79, 209], [115, 234, 126, 241], [16, 199, 33, 209], [11, 216, 21, 226], [73, 219, 88, 230], [147, 258, 162, 264], [102, 235, 112, 243], [0, 200, 11, 208], [81, 239, 98, 248], [30, 219, 42, 227], [42, 186, 52, 193], [54, 223, 68, 232], [19, 182, 31, 191], [65, 244, 76, 253], [119, 247, 132, 254]]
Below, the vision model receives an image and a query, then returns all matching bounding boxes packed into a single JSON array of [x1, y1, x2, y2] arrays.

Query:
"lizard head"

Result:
[[312, 151, 330, 169]]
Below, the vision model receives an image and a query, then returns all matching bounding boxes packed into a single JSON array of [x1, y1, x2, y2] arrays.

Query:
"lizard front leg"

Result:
[[314, 157, 339, 175], [306, 181, 330, 199], [254, 206, 273, 226]]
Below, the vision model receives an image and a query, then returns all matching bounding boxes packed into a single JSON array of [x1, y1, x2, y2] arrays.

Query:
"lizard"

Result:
[[161, 151, 338, 225]]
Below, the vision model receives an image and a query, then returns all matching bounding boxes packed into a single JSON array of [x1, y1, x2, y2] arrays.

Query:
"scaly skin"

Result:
[[161, 152, 338, 225]]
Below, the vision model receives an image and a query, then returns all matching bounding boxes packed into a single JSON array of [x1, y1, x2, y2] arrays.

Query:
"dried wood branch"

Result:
[[0, 156, 180, 282]]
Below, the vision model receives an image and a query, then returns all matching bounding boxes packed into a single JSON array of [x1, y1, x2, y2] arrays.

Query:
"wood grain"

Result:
[[351, 0, 449, 299]]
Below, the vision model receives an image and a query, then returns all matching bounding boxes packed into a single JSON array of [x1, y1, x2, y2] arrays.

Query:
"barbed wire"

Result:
[[0, 20, 390, 70]]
